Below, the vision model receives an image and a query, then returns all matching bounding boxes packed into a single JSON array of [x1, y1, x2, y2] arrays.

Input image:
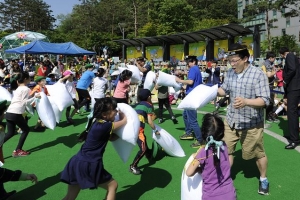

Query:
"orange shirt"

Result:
[[30, 85, 49, 96]]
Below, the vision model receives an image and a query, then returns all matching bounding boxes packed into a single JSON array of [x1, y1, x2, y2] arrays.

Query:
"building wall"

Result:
[[237, 0, 300, 43]]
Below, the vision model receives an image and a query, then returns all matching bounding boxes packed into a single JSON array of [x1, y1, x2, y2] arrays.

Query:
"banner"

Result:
[[189, 42, 206, 61], [235, 36, 254, 62], [126, 47, 142, 59], [170, 44, 184, 64], [214, 40, 228, 60], [146, 46, 163, 62]]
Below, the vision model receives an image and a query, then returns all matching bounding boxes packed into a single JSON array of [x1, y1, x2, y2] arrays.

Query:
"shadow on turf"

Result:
[[9, 173, 61, 200], [116, 167, 172, 200], [26, 133, 80, 153], [57, 117, 89, 128], [230, 150, 260, 180], [277, 117, 289, 140]]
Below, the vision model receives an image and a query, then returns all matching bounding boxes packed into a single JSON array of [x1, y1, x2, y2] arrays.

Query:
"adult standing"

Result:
[[217, 44, 270, 195], [76, 64, 95, 112], [206, 61, 221, 85], [261, 52, 276, 122], [175, 56, 203, 148], [279, 47, 300, 149], [135, 57, 151, 101]]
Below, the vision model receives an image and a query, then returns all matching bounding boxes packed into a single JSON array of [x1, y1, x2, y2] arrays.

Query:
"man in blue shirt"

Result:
[[176, 56, 203, 148], [76, 63, 95, 112]]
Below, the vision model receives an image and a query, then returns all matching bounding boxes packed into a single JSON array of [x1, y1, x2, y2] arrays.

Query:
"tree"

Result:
[[243, 0, 300, 51], [260, 34, 300, 55], [0, 0, 55, 32]]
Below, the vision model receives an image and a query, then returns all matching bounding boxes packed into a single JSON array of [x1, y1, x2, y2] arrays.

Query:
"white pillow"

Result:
[[157, 71, 181, 91], [118, 67, 127, 73], [48, 96, 62, 124], [152, 124, 185, 157], [181, 155, 203, 200], [25, 103, 34, 116], [143, 71, 156, 91], [178, 84, 218, 110], [127, 65, 142, 84], [89, 91, 96, 109], [114, 103, 139, 145], [0, 86, 12, 102], [36, 92, 56, 130], [111, 139, 135, 163], [46, 83, 74, 111]]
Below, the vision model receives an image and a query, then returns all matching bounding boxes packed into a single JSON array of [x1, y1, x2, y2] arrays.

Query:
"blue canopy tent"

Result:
[[5, 40, 96, 55], [58, 42, 96, 55]]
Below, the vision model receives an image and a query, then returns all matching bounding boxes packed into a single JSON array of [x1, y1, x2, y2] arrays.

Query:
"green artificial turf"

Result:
[[2, 104, 299, 200]]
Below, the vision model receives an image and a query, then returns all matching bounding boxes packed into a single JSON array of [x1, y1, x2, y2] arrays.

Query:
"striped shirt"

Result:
[[135, 101, 154, 129], [221, 65, 270, 129]]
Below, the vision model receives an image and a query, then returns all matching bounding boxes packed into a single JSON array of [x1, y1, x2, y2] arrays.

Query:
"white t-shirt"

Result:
[[65, 80, 76, 99], [7, 85, 35, 114], [92, 77, 107, 99]]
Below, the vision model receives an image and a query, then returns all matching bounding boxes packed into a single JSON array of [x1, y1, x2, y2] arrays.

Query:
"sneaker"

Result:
[[271, 113, 280, 123], [171, 117, 178, 124], [258, 179, 269, 195], [266, 117, 273, 123], [190, 140, 204, 148], [12, 149, 30, 157], [129, 165, 141, 175], [158, 118, 163, 124], [180, 133, 194, 140]]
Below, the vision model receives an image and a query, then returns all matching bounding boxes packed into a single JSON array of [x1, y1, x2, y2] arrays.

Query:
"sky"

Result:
[[44, 0, 78, 17]]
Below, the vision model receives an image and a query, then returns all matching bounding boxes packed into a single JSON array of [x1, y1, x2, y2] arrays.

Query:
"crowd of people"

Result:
[[0, 43, 298, 200]]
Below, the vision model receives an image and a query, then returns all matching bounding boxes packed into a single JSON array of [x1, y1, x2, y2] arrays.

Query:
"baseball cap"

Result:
[[185, 55, 197, 62], [34, 76, 46, 83], [63, 70, 75, 76], [85, 63, 94, 69], [138, 89, 153, 101]]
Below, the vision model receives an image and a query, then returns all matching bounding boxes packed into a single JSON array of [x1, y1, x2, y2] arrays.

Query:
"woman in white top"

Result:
[[59, 70, 78, 124], [92, 68, 108, 101], [3, 72, 41, 157]]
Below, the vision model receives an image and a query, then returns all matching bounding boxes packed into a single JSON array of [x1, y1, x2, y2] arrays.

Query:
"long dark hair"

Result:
[[10, 72, 30, 90], [119, 69, 132, 82], [97, 68, 105, 78], [78, 97, 117, 142], [201, 113, 225, 167]]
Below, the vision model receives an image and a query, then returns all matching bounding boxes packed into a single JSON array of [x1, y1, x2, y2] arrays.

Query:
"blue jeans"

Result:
[[183, 109, 202, 142]]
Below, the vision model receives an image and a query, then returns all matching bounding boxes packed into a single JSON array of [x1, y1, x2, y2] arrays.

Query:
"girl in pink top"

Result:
[[113, 70, 132, 104]]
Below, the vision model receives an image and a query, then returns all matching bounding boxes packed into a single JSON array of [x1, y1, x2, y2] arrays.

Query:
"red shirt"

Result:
[[37, 66, 47, 76]]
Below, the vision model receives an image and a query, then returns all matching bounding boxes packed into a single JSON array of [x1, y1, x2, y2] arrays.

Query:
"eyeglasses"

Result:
[[229, 58, 241, 65]]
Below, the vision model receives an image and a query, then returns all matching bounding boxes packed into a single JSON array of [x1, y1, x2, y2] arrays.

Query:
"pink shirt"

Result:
[[276, 69, 283, 87], [113, 79, 130, 98]]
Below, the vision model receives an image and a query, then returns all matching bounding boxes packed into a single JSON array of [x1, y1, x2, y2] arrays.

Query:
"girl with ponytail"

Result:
[[186, 113, 236, 200]]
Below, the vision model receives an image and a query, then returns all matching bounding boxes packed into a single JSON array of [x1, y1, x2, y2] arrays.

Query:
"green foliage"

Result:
[[261, 34, 300, 55], [0, 0, 239, 55], [192, 19, 231, 31], [0, 0, 55, 32]]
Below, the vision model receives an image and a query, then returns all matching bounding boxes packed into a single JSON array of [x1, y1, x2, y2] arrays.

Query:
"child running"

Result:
[[186, 113, 236, 200], [59, 70, 78, 124], [129, 89, 160, 175], [113, 69, 132, 104], [92, 68, 108, 101], [60, 97, 127, 200], [30, 76, 49, 130], [3, 72, 41, 157]]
